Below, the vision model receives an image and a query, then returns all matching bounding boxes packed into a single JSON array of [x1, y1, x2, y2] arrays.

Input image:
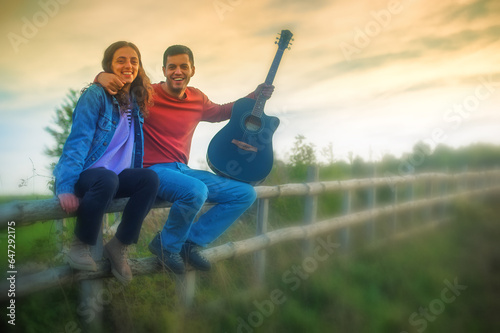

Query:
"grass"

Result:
[[2, 195, 500, 332]]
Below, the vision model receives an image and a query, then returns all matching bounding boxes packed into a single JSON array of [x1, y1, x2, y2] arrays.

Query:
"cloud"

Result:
[[414, 25, 500, 52], [445, 0, 495, 22]]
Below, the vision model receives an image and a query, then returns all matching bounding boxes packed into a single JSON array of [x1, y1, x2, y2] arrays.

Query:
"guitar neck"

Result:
[[265, 48, 285, 85], [252, 48, 286, 118]]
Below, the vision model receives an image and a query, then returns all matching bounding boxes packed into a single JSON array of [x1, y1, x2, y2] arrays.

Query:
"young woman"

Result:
[[53, 41, 159, 284]]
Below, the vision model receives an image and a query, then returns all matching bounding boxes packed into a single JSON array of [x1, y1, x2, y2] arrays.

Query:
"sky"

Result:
[[0, 0, 499, 195]]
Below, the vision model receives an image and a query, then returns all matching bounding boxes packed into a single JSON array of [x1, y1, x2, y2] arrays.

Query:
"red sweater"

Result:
[[143, 83, 254, 167]]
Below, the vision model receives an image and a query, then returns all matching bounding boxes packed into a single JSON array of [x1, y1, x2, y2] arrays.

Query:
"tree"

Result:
[[321, 142, 335, 165], [44, 89, 79, 162], [289, 134, 317, 167], [42, 89, 79, 191]]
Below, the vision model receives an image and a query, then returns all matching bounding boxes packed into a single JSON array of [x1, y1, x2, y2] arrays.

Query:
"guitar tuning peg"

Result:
[[275, 41, 278, 44]]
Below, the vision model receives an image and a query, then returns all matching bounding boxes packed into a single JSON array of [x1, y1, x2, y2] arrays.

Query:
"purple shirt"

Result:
[[90, 110, 135, 174]]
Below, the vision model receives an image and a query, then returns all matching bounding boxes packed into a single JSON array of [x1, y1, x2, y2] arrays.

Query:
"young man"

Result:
[[98, 45, 274, 274]]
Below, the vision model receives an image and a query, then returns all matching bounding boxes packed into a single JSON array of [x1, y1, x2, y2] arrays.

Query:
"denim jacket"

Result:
[[53, 84, 144, 195]]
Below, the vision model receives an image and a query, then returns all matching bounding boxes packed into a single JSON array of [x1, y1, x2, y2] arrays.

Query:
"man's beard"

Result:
[[167, 79, 184, 94]]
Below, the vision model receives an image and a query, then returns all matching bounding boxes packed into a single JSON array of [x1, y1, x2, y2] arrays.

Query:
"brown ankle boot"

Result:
[[104, 236, 132, 284], [66, 237, 97, 271]]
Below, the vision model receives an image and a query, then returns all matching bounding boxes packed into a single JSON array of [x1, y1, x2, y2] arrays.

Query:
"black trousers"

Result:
[[73, 167, 159, 245]]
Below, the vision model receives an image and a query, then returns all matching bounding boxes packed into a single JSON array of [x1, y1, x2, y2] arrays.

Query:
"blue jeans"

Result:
[[148, 163, 257, 252]]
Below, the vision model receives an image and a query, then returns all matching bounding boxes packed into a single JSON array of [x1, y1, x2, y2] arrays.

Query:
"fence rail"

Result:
[[1, 170, 496, 227], [1, 170, 499, 303]]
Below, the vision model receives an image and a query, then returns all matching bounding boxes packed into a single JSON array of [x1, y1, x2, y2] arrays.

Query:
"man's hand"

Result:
[[96, 72, 126, 95], [255, 83, 275, 99], [58, 193, 80, 214]]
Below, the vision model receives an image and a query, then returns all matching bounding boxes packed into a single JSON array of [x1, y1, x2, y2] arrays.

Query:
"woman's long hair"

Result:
[[101, 41, 153, 117]]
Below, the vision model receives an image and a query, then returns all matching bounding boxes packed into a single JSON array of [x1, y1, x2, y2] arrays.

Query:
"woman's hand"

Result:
[[58, 193, 80, 214]]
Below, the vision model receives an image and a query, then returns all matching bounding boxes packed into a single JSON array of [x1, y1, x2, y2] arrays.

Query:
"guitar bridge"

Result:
[[231, 139, 258, 152]]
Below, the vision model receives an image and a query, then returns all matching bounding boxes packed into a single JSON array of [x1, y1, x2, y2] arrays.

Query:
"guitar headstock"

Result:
[[275, 29, 294, 51]]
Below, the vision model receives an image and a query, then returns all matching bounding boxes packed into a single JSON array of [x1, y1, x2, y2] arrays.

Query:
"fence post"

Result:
[[340, 189, 351, 252], [439, 170, 449, 221], [407, 181, 415, 228], [80, 220, 104, 332], [425, 178, 434, 224], [176, 271, 196, 308], [392, 184, 398, 234], [461, 165, 469, 191], [303, 165, 319, 258], [366, 167, 376, 243], [254, 197, 269, 286], [478, 169, 488, 203], [55, 218, 65, 255]]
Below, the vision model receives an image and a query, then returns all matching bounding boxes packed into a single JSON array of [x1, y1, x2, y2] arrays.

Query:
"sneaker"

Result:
[[181, 240, 211, 271], [103, 236, 132, 285], [148, 232, 185, 274], [66, 237, 97, 271]]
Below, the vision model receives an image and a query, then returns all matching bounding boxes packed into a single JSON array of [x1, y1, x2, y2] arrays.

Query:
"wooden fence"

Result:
[[1, 169, 499, 314]]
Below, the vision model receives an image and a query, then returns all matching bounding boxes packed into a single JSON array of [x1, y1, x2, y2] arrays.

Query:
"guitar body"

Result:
[[207, 98, 280, 185]]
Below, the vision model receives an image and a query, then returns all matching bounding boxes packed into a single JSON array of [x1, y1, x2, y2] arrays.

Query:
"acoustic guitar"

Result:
[[207, 29, 293, 185]]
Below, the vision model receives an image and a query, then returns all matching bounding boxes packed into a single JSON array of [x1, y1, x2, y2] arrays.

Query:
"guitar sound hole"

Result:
[[244, 115, 262, 131]]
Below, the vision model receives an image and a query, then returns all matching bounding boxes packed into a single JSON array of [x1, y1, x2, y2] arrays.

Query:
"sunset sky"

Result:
[[1, 0, 499, 195]]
